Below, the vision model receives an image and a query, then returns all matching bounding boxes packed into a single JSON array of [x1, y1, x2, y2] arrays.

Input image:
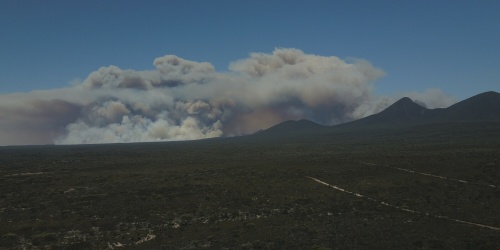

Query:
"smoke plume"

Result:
[[0, 48, 455, 145]]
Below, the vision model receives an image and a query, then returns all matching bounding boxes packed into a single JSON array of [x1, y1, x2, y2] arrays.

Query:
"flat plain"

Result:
[[1, 122, 499, 249]]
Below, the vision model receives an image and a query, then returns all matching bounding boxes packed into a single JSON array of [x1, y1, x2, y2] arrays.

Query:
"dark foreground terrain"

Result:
[[1, 122, 500, 249]]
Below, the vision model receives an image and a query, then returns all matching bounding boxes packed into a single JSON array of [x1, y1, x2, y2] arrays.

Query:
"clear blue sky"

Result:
[[1, 0, 499, 99]]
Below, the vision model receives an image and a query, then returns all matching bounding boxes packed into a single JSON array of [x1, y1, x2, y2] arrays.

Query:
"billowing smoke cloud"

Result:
[[0, 48, 455, 145]]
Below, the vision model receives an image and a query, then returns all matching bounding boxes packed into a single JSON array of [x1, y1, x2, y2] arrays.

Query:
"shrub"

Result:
[[1, 233, 19, 246], [32, 232, 58, 246]]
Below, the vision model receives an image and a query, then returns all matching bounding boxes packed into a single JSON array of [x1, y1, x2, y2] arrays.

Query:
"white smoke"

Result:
[[0, 48, 456, 145]]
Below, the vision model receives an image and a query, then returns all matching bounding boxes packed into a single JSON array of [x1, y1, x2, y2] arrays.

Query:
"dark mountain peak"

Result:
[[475, 91, 499, 97], [395, 96, 413, 104], [453, 91, 500, 106], [255, 91, 500, 138], [254, 119, 324, 138], [441, 91, 500, 121], [338, 90, 500, 128], [388, 96, 422, 109], [377, 97, 428, 121], [336, 96, 430, 127], [271, 119, 323, 130]]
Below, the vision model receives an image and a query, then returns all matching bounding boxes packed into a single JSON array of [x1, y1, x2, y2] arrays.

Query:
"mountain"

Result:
[[437, 91, 500, 121], [252, 119, 326, 139], [252, 91, 500, 140], [339, 91, 500, 128], [267, 119, 324, 131], [339, 97, 433, 127], [240, 91, 500, 145]]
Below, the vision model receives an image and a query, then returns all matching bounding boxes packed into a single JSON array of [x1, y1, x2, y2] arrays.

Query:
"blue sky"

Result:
[[1, 0, 499, 99]]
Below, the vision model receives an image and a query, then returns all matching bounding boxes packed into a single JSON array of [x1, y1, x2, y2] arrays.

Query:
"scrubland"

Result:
[[1, 124, 499, 249]]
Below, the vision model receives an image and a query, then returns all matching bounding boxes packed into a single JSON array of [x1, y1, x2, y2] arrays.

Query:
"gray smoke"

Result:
[[0, 48, 455, 145]]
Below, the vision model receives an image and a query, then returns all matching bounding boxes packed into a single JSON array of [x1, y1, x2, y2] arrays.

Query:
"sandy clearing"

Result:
[[306, 176, 500, 231], [6, 172, 46, 177], [135, 234, 156, 245], [360, 162, 498, 188]]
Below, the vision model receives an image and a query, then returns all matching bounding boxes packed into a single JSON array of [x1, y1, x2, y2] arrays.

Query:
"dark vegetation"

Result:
[[1, 91, 499, 249]]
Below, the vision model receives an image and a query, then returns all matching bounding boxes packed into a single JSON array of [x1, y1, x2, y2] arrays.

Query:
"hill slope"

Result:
[[250, 91, 500, 142], [437, 91, 500, 122], [337, 91, 500, 128], [252, 119, 326, 139], [340, 97, 432, 127]]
